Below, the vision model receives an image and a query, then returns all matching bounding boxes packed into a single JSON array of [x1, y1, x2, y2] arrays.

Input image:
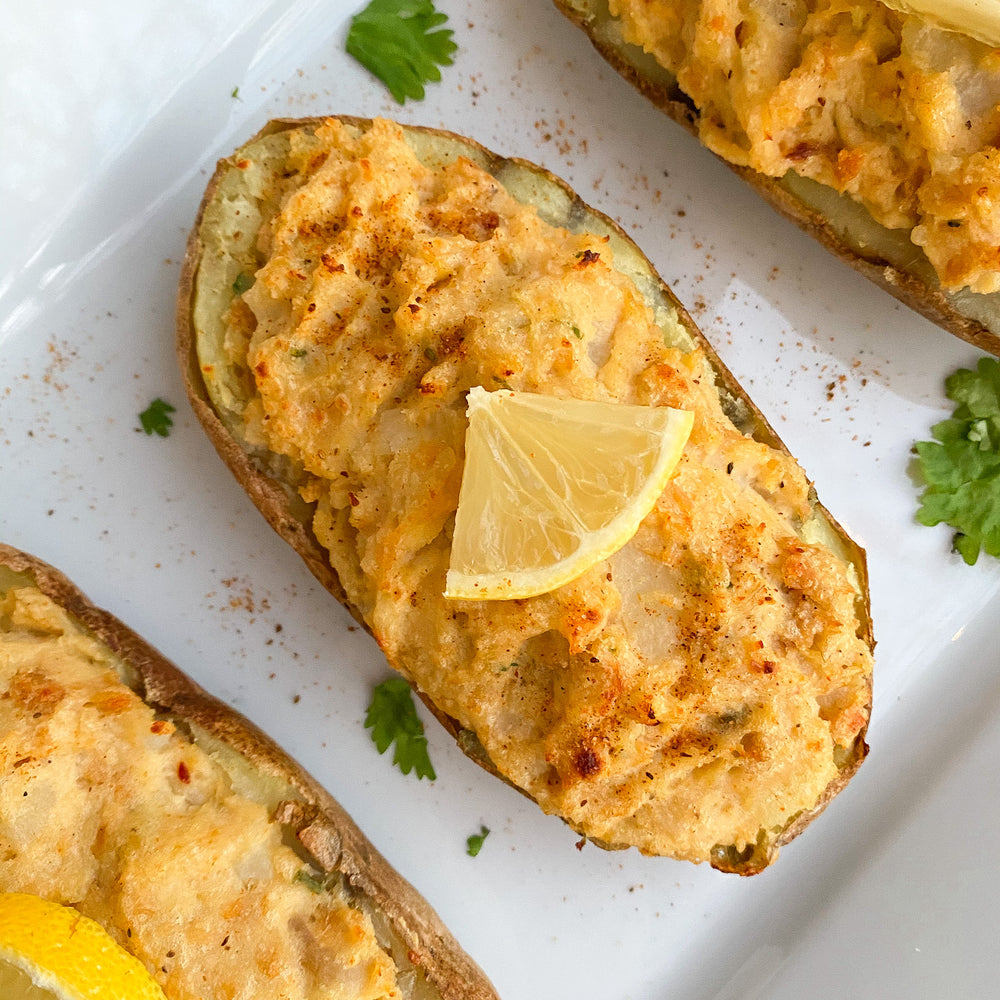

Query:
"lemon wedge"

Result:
[[0, 893, 166, 1000], [444, 386, 693, 600], [881, 0, 1000, 47]]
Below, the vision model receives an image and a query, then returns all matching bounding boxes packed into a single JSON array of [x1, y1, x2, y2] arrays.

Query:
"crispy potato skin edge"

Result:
[[176, 116, 874, 874], [552, 0, 1000, 356], [0, 544, 499, 1000]]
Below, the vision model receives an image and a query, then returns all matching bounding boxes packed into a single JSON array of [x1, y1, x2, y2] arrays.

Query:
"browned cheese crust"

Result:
[[177, 116, 874, 873], [0, 544, 498, 1000], [553, 0, 1000, 355]]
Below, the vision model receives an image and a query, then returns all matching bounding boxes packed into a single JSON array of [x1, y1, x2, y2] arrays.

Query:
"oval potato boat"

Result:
[[177, 116, 875, 873], [554, 0, 1000, 355], [0, 544, 498, 1000]]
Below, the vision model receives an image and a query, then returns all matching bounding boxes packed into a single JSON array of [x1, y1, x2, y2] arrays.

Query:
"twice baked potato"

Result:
[[554, 0, 1000, 354], [0, 544, 498, 1000], [177, 116, 874, 873]]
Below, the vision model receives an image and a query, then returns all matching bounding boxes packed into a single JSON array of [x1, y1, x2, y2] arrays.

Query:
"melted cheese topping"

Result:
[[609, 0, 1000, 294], [223, 118, 872, 863], [0, 585, 402, 1000]]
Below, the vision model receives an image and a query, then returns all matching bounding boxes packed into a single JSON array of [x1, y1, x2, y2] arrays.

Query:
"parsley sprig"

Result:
[[466, 825, 490, 857], [138, 398, 176, 438], [915, 356, 1000, 565], [365, 677, 437, 779], [346, 0, 457, 104]]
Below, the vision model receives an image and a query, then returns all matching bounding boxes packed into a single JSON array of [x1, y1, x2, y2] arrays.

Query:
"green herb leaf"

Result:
[[138, 398, 176, 438], [232, 271, 255, 296], [914, 356, 1000, 564], [466, 825, 490, 857], [345, 0, 457, 104], [365, 677, 436, 779], [294, 869, 326, 894]]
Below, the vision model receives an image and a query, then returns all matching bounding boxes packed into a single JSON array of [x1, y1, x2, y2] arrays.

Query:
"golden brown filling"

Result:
[[221, 118, 871, 862], [0, 584, 402, 1000], [609, 0, 1000, 293]]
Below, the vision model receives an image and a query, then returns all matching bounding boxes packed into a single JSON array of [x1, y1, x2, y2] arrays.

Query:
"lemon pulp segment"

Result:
[[881, 0, 1000, 46], [444, 387, 693, 600], [0, 894, 166, 1000]]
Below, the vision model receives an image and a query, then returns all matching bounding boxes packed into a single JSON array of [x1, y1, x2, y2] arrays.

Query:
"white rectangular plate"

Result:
[[3, 3, 999, 997]]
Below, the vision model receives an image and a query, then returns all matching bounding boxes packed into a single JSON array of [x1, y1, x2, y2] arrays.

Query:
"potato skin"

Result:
[[0, 543, 499, 1000], [176, 116, 873, 874], [552, 0, 1000, 356]]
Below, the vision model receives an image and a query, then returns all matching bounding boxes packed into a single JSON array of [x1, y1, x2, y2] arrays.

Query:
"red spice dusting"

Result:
[[574, 747, 602, 778]]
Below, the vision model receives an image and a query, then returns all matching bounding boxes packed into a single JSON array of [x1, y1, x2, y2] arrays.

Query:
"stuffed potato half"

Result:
[[554, 0, 1000, 355], [177, 116, 874, 873], [0, 544, 498, 1000]]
